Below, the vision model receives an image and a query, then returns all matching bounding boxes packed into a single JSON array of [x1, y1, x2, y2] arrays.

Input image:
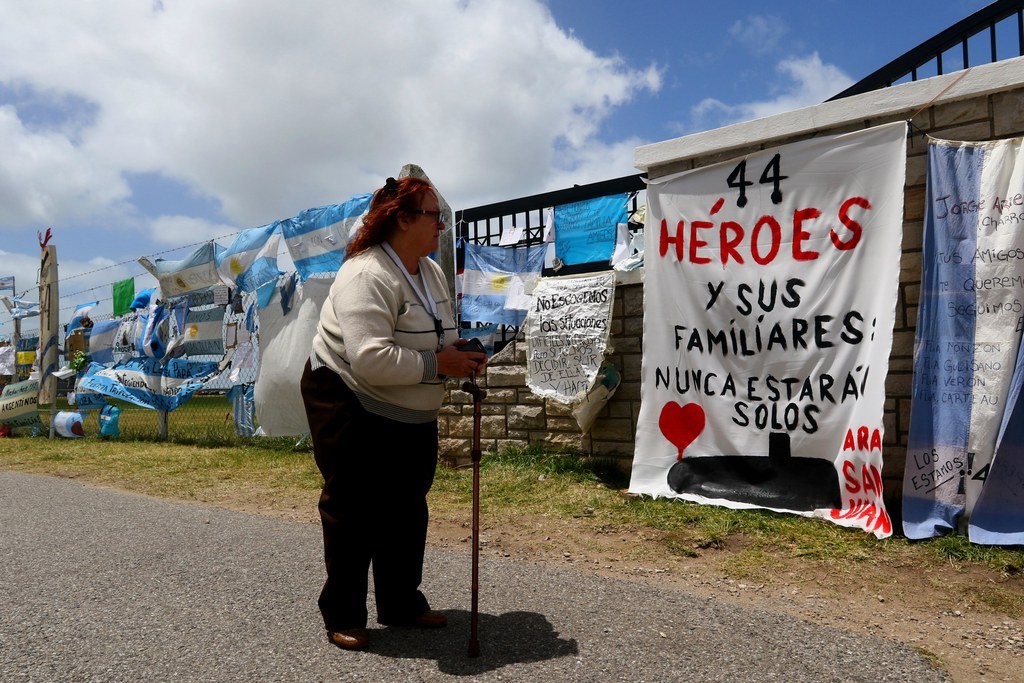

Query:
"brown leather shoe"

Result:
[[413, 610, 448, 628], [328, 627, 369, 650]]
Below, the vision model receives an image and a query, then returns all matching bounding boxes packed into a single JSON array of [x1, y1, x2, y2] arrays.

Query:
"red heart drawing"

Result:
[[659, 401, 705, 460]]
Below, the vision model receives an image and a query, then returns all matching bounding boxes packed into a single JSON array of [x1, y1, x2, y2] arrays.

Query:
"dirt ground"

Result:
[[233, 492, 1022, 683]]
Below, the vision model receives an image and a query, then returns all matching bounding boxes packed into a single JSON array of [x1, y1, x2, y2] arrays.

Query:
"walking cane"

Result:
[[462, 370, 486, 657]]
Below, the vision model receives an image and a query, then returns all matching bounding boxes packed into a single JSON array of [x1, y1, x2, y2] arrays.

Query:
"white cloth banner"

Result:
[[254, 278, 332, 436], [902, 136, 1024, 544], [525, 272, 615, 403], [630, 122, 907, 537], [0, 379, 41, 428]]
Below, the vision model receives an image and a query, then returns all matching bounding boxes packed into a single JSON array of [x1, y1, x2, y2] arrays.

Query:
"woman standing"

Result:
[[300, 176, 486, 651]]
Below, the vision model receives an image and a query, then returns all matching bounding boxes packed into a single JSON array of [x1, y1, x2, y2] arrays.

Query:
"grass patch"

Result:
[[2, 436, 1023, 610], [721, 547, 787, 580], [914, 646, 945, 672], [662, 533, 702, 558], [922, 534, 1024, 575], [0, 434, 321, 505], [969, 585, 1024, 617], [433, 443, 631, 522]]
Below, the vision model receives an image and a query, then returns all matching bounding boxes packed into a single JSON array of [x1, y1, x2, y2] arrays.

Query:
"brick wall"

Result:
[[439, 61, 1024, 502]]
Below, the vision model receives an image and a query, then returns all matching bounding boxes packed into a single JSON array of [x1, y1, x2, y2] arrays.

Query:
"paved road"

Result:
[[0, 471, 949, 682]]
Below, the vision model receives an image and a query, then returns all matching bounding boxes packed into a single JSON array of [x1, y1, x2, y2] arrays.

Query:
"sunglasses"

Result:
[[408, 208, 445, 225]]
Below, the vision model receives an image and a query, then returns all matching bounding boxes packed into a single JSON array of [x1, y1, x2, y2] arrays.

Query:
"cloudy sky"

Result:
[[0, 0, 998, 335]]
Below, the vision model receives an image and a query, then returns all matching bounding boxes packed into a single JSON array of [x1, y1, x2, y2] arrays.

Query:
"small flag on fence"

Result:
[[217, 222, 283, 292], [138, 241, 224, 297], [87, 319, 120, 365], [3, 297, 39, 320], [281, 193, 373, 280], [181, 306, 225, 357], [460, 243, 546, 326], [112, 277, 135, 317], [66, 301, 98, 339]]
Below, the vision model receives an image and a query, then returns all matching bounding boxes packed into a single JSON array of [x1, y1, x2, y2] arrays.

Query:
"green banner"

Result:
[[112, 277, 135, 316]]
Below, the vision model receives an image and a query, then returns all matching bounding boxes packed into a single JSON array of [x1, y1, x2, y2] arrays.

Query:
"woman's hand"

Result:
[[436, 340, 488, 378]]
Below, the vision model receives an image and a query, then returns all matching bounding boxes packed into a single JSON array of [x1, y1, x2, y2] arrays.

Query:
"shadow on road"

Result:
[[368, 609, 578, 675]]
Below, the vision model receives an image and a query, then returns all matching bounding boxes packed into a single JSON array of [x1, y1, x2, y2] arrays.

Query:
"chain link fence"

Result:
[[12, 287, 278, 445]]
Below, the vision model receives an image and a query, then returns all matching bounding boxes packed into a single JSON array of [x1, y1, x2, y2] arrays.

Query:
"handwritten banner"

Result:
[[0, 379, 42, 429], [553, 194, 628, 266], [77, 357, 221, 412], [525, 273, 615, 403], [630, 122, 907, 537], [902, 137, 1024, 544]]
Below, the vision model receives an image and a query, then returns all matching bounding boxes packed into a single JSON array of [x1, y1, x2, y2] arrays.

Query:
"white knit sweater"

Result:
[[310, 245, 456, 423]]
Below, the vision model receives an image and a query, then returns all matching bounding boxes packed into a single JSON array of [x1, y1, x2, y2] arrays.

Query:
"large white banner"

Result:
[[631, 122, 907, 537]]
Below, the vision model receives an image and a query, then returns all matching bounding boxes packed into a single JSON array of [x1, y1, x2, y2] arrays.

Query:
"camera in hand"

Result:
[[458, 338, 487, 355]]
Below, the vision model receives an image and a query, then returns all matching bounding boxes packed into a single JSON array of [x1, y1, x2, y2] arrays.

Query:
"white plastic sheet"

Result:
[[254, 278, 332, 436]]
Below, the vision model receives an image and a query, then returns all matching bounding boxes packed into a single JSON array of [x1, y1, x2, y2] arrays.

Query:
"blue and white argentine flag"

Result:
[[139, 241, 224, 298], [77, 357, 221, 412], [180, 306, 225, 357], [87, 319, 120, 365], [216, 222, 282, 292], [0, 275, 14, 293], [3, 296, 39, 320], [902, 137, 1024, 544], [66, 301, 98, 339], [460, 243, 546, 326], [280, 192, 372, 280]]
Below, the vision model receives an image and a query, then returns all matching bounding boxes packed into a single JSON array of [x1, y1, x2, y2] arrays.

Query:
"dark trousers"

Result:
[[300, 360, 437, 631]]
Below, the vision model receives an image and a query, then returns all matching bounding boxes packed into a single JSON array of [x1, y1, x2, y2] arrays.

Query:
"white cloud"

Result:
[[0, 248, 43, 302], [545, 136, 648, 191], [0, 106, 131, 227], [147, 215, 240, 248], [688, 53, 853, 132], [0, 0, 661, 234], [729, 15, 787, 55]]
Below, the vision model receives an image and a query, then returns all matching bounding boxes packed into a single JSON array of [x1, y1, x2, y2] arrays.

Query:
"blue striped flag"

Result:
[[77, 357, 221, 412], [460, 243, 546, 326], [4, 297, 40, 320], [227, 383, 256, 436], [216, 222, 283, 292], [0, 275, 14, 293], [86, 319, 120, 365], [180, 306, 225, 357], [902, 138, 1024, 544], [139, 241, 224, 297], [281, 193, 372, 280], [66, 301, 98, 339]]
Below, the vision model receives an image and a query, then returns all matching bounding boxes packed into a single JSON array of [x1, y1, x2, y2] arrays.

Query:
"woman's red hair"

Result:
[[346, 176, 436, 258]]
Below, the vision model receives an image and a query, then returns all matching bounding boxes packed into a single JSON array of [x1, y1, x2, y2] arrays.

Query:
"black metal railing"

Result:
[[829, 0, 1024, 100], [454, 174, 647, 348], [455, 173, 646, 275]]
